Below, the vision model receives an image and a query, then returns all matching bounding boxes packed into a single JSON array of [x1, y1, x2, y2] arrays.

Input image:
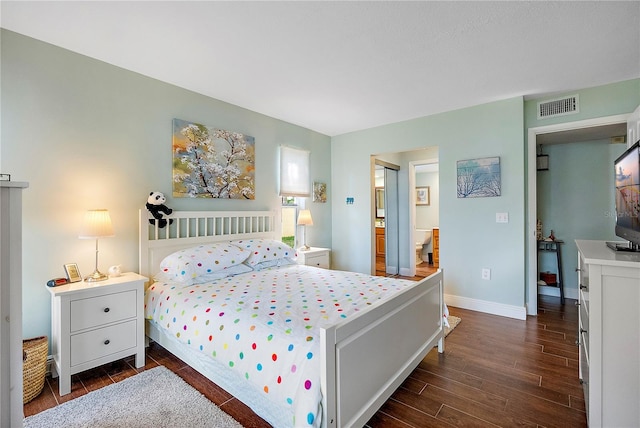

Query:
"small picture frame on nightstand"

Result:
[[63, 263, 82, 283]]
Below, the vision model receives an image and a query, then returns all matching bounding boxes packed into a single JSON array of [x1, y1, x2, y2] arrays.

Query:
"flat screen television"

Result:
[[608, 140, 640, 252]]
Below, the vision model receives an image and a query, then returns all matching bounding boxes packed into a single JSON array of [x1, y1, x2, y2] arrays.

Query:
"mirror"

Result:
[[375, 187, 385, 218]]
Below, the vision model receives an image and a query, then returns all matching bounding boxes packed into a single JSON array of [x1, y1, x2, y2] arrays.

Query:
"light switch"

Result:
[[496, 212, 509, 223]]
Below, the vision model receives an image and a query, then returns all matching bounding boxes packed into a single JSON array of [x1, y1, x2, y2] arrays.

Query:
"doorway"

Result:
[[371, 149, 439, 278], [409, 159, 439, 278], [526, 114, 631, 315]]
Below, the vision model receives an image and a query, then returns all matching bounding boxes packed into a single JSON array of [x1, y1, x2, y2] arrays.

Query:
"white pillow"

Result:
[[251, 257, 296, 271], [155, 263, 253, 285], [156, 242, 249, 285], [230, 238, 295, 267]]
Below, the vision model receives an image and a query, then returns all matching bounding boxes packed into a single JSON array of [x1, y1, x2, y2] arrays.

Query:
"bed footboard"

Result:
[[320, 270, 444, 427]]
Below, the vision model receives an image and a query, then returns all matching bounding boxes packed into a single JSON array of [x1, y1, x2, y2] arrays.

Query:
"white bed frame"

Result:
[[139, 209, 444, 427]]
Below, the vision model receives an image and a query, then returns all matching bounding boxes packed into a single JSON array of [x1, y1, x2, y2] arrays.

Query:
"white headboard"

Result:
[[138, 209, 277, 280]]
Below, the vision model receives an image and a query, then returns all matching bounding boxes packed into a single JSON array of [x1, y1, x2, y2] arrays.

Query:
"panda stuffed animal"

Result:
[[146, 191, 173, 228]]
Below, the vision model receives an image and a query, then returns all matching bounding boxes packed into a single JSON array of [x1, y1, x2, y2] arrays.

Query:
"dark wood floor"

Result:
[[24, 294, 585, 428], [376, 257, 438, 278], [366, 294, 586, 428]]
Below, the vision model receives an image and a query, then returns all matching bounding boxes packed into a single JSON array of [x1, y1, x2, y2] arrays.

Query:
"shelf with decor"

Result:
[[537, 239, 565, 304]]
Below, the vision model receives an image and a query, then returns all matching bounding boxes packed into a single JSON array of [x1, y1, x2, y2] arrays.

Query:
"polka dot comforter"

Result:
[[144, 263, 414, 427]]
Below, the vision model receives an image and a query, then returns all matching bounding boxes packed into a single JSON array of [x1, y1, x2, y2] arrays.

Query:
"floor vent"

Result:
[[537, 95, 579, 119]]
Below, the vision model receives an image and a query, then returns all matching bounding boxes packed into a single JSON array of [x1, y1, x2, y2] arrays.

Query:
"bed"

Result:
[[139, 210, 444, 427]]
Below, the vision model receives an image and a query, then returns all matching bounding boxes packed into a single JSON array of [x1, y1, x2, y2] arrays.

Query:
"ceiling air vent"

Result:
[[537, 95, 579, 119]]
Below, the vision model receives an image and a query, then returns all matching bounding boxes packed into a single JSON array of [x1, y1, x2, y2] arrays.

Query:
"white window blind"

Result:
[[279, 145, 310, 197]]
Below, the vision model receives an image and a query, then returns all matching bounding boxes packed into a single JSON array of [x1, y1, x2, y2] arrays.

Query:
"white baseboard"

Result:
[[445, 293, 527, 320], [538, 285, 578, 300]]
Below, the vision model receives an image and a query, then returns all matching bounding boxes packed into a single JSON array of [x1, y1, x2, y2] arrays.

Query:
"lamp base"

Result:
[[299, 245, 310, 251], [84, 270, 108, 282]]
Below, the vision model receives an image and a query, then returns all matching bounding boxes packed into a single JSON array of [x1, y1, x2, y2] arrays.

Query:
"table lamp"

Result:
[[79, 209, 114, 282], [297, 209, 313, 251]]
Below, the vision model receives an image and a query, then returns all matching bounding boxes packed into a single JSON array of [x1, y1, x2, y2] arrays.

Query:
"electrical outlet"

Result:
[[482, 268, 491, 280]]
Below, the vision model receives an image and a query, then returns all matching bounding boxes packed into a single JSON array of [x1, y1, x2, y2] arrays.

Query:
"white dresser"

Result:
[[576, 240, 640, 427], [296, 247, 331, 269], [47, 272, 147, 395]]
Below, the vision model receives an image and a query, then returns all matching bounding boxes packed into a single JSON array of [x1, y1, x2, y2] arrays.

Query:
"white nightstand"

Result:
[[46, 272, 148, 395], [296, 247, 331, 269]]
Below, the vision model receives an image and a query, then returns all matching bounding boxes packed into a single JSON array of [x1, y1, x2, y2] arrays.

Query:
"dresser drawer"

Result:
[[580, 335, 590, 418], [70, 290, 137, 332], [70, 320, 137, 366], [305, 253, 329, 269], [579, 287, 589, 316], [579, 317, 589, 356], [579, 297, 589, 335]]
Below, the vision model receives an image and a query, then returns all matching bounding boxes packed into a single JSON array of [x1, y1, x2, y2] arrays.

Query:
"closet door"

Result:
[[384, 168, 399, 275]]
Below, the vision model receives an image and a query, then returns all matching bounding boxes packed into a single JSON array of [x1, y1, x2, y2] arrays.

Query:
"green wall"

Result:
[[0, 30, 331, 342], [525, 79, 640, 306], [332, 97, 527, 315], [2, 28, 639, 340], [524, 80, 640, 128], [332, 79, 639, 316], [537, 140, 626, 296]]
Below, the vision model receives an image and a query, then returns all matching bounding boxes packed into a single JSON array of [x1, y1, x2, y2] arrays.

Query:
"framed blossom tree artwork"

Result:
[[313, 182, 327, 203], [172, 118, 255, 199]]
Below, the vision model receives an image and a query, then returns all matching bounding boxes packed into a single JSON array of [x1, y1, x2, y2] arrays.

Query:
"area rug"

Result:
[[445, 315, 461, 337], [24, 366, 243, 428]]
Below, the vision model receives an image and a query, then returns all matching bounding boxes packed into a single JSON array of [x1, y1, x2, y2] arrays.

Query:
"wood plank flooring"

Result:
[[24, 295, 585, 427], [376, 258, 437, 278]]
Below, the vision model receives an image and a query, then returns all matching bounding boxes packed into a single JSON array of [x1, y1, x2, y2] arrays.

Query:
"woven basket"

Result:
[[23, 336, 48, 404]]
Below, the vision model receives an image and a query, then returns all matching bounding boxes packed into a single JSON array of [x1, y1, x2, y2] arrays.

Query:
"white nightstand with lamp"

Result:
[[295, 209, 331, 268], [47, 209, 147, 395], [297, 247, 331, 269]]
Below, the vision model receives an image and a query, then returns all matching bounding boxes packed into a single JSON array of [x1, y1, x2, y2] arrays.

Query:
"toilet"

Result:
[[415, 229, 432, 265]]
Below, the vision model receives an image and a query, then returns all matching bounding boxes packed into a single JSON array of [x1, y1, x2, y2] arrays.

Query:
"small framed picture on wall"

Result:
[[416, 187, 430, 206]]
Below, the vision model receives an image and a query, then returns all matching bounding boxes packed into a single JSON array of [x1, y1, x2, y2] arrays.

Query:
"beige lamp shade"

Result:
[[79, 209, 114, 282], [297, 209, 313, 226], [79, 209, 114, 239]]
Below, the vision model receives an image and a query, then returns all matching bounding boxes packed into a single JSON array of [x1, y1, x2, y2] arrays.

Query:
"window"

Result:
[[281, 197, 298, 248], [279, 145, 310, 197]]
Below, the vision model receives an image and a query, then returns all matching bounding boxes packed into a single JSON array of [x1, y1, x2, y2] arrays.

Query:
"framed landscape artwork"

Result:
[[456, 156, 501, 198]]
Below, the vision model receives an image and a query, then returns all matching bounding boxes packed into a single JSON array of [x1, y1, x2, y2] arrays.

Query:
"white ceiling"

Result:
[[1, 1, 639, 136]]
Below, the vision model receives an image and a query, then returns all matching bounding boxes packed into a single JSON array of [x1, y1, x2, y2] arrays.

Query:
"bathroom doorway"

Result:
[[409, 158, 439, 278]]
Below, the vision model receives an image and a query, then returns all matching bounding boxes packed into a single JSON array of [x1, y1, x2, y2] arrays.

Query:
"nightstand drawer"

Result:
[[305, 253, 329, 269], [70, 290, 137, 332], [70, 320, 137, 366]]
